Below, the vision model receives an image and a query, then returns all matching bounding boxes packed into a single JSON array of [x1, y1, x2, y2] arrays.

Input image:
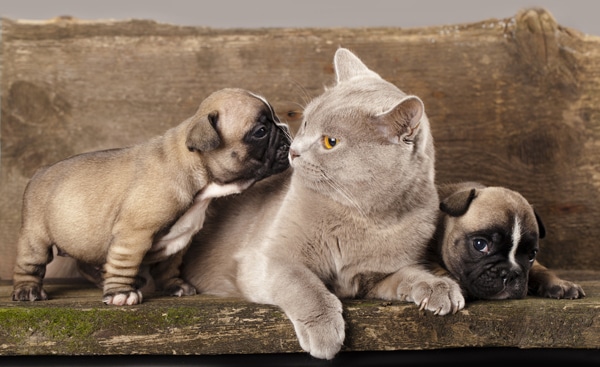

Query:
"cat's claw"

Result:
[[411, 278, 464, 315], [418, 297, 429, 311]]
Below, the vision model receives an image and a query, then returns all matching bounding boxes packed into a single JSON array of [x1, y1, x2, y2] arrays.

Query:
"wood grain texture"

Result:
[[2, 8, 600, 280], [0, 270, 598, 355]]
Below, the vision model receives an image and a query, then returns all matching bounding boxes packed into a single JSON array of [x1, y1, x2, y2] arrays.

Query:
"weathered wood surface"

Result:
[[0, 270, 598, 356], [2, 7, 600, 280]]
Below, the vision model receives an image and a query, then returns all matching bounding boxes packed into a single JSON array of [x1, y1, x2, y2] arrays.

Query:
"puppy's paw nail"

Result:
[[112, 294, 127, 306], [103, 291, 141, 306], [126, 291, 142, 305]]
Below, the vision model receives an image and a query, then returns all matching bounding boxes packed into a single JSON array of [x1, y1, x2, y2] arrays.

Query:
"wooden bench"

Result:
[[1, 7, 598, 364]]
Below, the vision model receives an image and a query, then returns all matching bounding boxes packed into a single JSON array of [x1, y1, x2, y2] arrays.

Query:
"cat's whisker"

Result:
[[322, 172, 367, 218], [332, 183, 367, 218], [289, 79, 313, 107], [281, 126, 294, 142], [287, 100, 306, 111], [273, 118, 294, 142]]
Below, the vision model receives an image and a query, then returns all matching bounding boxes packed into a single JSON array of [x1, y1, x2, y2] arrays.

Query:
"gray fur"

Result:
[[182, 48, 464, 360]]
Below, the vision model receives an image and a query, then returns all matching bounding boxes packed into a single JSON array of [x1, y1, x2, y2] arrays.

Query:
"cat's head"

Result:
[[288, 48, 435, 213]]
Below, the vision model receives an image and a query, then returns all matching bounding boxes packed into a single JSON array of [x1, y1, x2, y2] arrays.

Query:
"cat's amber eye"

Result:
[[323, 136, 339, 149]]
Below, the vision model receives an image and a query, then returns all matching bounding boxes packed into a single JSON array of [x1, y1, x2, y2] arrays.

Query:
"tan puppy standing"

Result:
[[12, 88, 291, 305], [430, 181, 585, 300]]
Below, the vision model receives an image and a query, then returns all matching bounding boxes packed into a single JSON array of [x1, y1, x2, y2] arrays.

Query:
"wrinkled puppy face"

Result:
[[187, 88, 291, 184], [440, 187, 543, 300]]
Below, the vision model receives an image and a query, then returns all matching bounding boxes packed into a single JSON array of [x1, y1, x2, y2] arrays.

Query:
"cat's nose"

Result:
[[289, 148, 300, 161]]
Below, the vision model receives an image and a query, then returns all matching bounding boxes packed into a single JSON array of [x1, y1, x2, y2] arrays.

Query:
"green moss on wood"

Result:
[[0, 306, 210, 354], [0, 275, 598, 356]]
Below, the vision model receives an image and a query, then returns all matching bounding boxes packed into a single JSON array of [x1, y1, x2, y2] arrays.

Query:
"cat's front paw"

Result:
[[410, 277, 465, 315], [534, 279, 586, 299], [291, 296, 345, 360]]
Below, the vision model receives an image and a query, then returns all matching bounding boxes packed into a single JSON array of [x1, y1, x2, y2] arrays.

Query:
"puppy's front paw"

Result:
[[536, 279, 586, 299], [11, 284, 48, 301], [291, 297, 345, 360], [103, 290, 143, 305], [410, 277, 465, 315]]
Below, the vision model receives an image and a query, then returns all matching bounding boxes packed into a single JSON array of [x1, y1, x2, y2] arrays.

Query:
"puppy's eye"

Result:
[[529, 249, 538, 263], [253, 126, 268, 139], [472, 238, 489, 254], [323, 136, 339, 150]]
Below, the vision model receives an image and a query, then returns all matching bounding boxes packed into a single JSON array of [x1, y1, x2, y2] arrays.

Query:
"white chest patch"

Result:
[[508, 217, 522, 268], [148, 180, 255, 261], [198, 180, 254, 201]]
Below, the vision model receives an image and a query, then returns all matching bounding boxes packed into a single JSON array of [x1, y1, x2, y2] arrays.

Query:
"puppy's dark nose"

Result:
[[502, 269, 521, 286], [289, 148, 300, 161]]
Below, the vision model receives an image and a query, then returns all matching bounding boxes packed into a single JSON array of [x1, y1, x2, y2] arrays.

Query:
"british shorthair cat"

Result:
[[182, 48, 464, 359]]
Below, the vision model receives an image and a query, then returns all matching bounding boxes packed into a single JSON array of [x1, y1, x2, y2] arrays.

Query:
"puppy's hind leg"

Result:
[[150, 252, 197, 297], [12, 231, 53, 301]]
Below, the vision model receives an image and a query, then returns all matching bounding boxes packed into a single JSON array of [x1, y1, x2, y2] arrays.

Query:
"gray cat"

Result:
[[181, 48, 464, 360]]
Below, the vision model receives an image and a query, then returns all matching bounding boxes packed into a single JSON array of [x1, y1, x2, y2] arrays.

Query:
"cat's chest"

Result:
[[308, 216, 404, 275], [317, 228, 403, 298], [288, 189, 413, 293]]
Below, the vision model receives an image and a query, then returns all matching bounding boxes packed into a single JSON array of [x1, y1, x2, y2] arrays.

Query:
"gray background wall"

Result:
[[1, 0, 600, 36]]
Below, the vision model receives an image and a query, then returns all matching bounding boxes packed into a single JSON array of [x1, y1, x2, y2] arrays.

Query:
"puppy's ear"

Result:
[[534, 210, 546, 239], [439, 188, 477, 217], [186, 111, 221, 152]]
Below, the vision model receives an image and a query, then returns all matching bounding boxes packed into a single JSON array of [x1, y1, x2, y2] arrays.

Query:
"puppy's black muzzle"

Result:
[[260, 122, 291, 179], [268, 123, 292, 174], [465, 263, 528, 300], [245, 121, 291, 182]]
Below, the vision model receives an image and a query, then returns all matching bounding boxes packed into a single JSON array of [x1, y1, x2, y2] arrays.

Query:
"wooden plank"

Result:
[[2, 8, 600, 281], [0, 270, 598, 356]]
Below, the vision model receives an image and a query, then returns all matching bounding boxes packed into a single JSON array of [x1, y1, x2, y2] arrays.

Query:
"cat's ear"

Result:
[[440, 189, 478, 217], [334, 48, 380, 83], [372, 96, 424, 144]]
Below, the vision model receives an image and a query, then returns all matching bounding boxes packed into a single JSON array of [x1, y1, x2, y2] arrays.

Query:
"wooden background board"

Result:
[[2, 7, 600, 279]]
